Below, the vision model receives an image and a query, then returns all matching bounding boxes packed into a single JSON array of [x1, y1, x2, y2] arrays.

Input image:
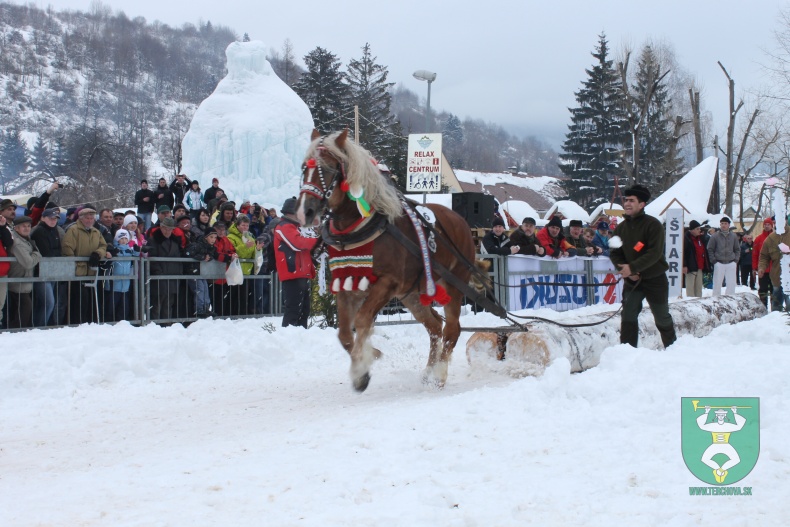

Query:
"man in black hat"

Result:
[[482, 217, 519, 255], [509, 217, 545, 256], [683, 220, 711, 298], [706, 216, 740, 296], [537, 216, 577, 258], [610, 184, 676, 348]]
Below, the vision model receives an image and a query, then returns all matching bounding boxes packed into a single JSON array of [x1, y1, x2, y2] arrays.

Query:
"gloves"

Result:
[[88, 252, 101, 267]]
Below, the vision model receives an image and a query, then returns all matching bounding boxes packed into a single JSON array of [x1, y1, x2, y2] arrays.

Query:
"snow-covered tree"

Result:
[[0, 127, 29, 192], [29, 135, 51, 176], [559, 33, 628, 209], [294, 46, 351, 134]]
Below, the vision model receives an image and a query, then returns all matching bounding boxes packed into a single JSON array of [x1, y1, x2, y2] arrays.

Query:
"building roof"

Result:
[[458, 181, 552, 212]]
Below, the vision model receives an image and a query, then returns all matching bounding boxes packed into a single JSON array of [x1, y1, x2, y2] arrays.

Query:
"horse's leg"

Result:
[[438, 288, 464, 382], [400, 293, 446, 387], [335, 291, 365, 355], [348, 281, 396, 392]]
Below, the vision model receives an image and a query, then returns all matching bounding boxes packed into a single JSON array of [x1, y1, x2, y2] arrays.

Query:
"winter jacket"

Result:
[[739, 241, 754, 267], [146, 228, 184, 290], [8, 233, 41, 293], [227, 223, 257, 275], [30, 222, 64, 258], [536, 227, 577, 258], [273, 217, 318, 280], [707, 230, 740, 265], [758, 230, 790, 288], [191, 218, 210, 239], [184, 236, 219, 276], [609, 210, 668, 279], [481, 231, 512, 255], [105, 243, 139, 293], [212, 235, 236, 285], [509, 228, 543, 256], [0, 223, 13, 276], [203, 185, 224, 203], [29, 189, 54, 226], [170, 180, 189, 205], [183, 189, 205, 212], [61, 222, 108, 276], [753, 231, 772, 273], [134, 188, 156, 214], [153, 183, 174, 210], [592, 232, 610, 256], [683, 231, 711, 273]]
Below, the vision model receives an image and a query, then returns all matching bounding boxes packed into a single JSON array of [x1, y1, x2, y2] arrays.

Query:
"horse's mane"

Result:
[[309, 131, 403, 222]]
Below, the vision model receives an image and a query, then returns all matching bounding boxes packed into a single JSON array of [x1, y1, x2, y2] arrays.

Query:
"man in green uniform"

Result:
[[609, 184, 677, 348]]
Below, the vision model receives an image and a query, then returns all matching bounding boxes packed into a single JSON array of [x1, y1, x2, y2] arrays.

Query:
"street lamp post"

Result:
[[412, 70, 436, 133]]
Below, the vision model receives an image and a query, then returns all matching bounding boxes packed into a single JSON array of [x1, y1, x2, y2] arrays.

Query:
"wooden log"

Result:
[[466, 293, 767, 377]]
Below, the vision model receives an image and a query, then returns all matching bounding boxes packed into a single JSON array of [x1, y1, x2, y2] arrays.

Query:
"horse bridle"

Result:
[[300, 137, 345, 205]]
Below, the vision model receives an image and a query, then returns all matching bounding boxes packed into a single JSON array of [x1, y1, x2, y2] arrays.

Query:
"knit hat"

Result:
[[281, 197, 298, 215], [42, 208, 60, 219], [623, 184, 651, 203], [597, 221, 609, 231], [522, 217, 536, 226], [569, 219, 584, 228], [122, 214, 138, 227], [157, 205, 171, 214], [763, 217, 774, 225], [204, 227, 218, 237], [160, 217, 176, 228], [492, 217, 505, 228], [688, 220, 701, 230], [14, 215, 32, 226], [547, 216, 563, 229], [720, 217, 731, 224], [212, 178, 219, 184], [114, 229, 130, 243]]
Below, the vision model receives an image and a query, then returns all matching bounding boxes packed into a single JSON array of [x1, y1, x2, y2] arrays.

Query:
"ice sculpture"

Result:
[[181, 41, 314, 208]]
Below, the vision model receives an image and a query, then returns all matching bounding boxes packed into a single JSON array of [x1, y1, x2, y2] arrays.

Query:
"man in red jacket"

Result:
[[752, 218, 774, 307], [273, 197, 318, 328]]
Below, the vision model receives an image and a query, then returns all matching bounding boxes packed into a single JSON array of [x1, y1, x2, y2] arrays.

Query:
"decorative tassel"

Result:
[[332, 278, 341, 293], [343, 276, 354, 291], [358, 276, 370, 291], [419, 285, 451, 306]]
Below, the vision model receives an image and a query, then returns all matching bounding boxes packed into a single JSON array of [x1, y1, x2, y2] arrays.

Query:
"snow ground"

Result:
[[1, 294, 788, 526]]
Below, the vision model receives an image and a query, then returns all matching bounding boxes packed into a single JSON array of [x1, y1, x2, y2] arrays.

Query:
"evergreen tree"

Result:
[[294, 46, 351, 134], [346, 43, 402, 172], [242, 33, 250, 42], [559, 34, 628, 209], [0, 127, 29, 191], [632, 45, 682, 195], [30, 135, 51, 176]]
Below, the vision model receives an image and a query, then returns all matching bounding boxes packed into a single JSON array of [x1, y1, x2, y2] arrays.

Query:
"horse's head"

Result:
[[297, 129, 350, 227]]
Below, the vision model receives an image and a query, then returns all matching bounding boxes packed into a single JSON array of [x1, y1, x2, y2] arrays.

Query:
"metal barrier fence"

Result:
[[1, 253, 618, 331], [0, 256, 281, 331]]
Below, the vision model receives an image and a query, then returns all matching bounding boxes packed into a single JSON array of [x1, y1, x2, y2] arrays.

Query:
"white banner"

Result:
[[406, 133, 442, 192], [664, 208, 684, 298], [506, 256, 622, 312]]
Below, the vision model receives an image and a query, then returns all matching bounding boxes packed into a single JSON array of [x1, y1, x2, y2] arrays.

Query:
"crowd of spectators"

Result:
[[0, 175, 319, 330]]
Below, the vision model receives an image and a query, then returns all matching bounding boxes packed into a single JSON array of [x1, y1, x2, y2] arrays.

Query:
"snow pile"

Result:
[[500, 200, 539, 224], [1, 303, 789, 525], [181, 41, 314, 208], [544, 199, 590, 222]]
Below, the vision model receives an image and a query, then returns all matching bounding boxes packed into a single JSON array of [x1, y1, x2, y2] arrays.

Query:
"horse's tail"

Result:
[[469, 259, 492, 295]]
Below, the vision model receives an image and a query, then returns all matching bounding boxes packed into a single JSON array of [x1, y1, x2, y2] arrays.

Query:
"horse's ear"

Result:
[[336, 129, 349, 150], [311, 129, 321, 141]]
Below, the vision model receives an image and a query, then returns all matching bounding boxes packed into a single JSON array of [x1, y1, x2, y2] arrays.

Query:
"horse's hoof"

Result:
[[353, 372, 371, 392], [372, 348, 383, 360]]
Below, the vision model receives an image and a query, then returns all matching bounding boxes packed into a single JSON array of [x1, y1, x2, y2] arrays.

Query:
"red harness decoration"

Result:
[[327, 241, 378, 293]]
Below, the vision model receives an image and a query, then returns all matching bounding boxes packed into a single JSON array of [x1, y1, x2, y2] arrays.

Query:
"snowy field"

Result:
[[1, 294, 789, 526]]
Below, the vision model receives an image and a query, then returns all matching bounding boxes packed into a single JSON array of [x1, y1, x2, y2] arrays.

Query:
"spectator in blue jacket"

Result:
[[592, 221, 611, 256], [104, 229, 139, 322]]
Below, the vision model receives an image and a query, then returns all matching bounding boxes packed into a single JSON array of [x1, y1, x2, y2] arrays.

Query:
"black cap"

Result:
[[547, 216, 563, 228], [42, 208, 60, 219], [492, 217, 505, 228], [569, 219, 584, 228], [689, 220, 701, 230]]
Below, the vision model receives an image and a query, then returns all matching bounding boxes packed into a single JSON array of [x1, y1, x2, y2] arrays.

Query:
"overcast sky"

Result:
[[36, 0, 789, 148]]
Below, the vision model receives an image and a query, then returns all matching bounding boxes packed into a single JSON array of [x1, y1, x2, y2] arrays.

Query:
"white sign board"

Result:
[[407, 133, 442, 192], [506, 256, 622, 312], [665, 208, 684, 298]]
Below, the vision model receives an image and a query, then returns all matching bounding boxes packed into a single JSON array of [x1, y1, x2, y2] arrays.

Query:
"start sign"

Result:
[[407, 133, 442, 192]]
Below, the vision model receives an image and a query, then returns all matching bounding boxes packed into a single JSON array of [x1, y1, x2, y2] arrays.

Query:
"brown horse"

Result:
[[296, 130, 476, 392]]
